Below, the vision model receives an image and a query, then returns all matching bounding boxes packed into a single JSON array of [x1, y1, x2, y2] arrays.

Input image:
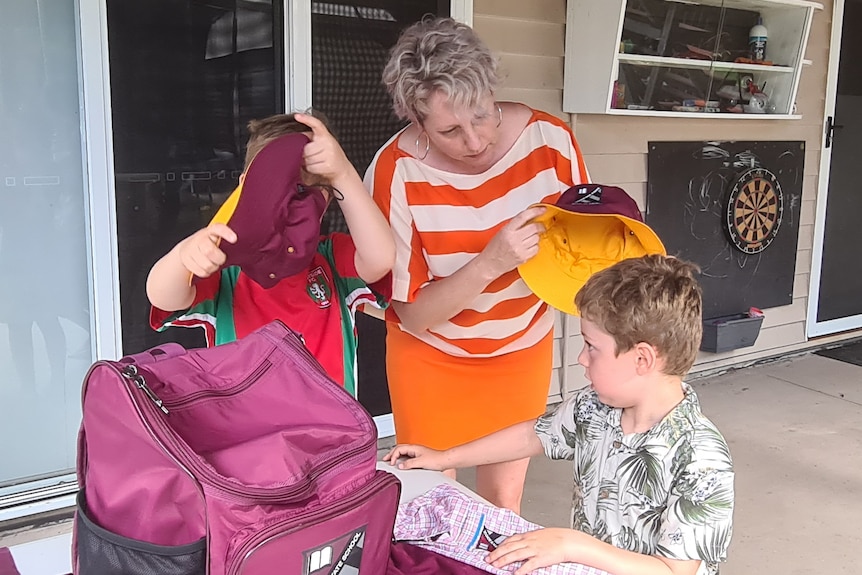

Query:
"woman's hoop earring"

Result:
[[496, 103, 503, 128], [415, 131, 430, 161]]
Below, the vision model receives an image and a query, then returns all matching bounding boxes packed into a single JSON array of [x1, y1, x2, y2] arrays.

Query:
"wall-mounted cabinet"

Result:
[[563, 0, 822, 119]]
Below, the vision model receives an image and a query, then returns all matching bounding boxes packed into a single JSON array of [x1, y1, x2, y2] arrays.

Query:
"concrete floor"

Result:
[[456, 352, 862, 574]]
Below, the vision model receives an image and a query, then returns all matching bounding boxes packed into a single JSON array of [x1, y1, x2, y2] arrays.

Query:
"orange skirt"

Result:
[[385, 327, 553, 450]]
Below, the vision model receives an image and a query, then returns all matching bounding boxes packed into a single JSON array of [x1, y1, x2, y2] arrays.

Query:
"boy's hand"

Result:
[[294, 112, 353, 184], [486, 528, 583, 575], [382, 444, 450, 471], [177, 223, 237, 279]]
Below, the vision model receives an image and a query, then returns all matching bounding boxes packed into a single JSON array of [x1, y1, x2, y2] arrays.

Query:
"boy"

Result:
[[146, 112, 395, 397], [385, 255, 734, 575]]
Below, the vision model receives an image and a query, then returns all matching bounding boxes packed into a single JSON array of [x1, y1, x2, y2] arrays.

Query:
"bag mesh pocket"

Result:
[[75, 492, 206, 575]]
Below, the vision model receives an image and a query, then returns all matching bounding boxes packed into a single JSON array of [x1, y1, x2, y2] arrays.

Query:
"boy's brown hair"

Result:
[[243, 110, 333, 171], [574, 255, 703, 376]]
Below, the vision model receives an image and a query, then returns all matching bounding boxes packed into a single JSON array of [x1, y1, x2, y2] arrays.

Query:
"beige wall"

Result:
[[475, 0, 862, 395], [473, 0, 570, 121]]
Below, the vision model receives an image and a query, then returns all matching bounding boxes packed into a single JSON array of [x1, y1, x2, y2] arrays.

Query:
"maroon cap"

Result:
[[208, 133, 327, 289], [554, 183, 644, 219], [517, 183, 666, 315]]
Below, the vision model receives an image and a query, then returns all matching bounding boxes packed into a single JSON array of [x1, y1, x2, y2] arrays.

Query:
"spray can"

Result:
[[749, 17, 768, 62]]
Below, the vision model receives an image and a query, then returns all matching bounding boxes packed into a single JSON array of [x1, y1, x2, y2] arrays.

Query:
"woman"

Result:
[[366, 16, 589, 513]]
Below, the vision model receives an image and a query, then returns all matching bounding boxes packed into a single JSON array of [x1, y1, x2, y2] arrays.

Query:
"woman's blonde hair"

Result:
[[575, 255, 704, 377], [382, 16, 500, 122]]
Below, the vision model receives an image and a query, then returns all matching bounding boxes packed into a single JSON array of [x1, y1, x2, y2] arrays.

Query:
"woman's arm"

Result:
[[394, 205, 546, 333]]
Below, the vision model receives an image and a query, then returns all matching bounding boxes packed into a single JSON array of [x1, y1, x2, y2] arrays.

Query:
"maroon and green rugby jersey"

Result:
[[150, 233, 388, 397]]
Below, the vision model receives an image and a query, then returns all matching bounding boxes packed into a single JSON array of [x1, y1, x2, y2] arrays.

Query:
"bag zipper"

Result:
[[79, 362, 210, 560], [116, 345, 376, 503], [121, 364, 170, 414], [158, 360, 273, 410], [226, 472, 400, 575]]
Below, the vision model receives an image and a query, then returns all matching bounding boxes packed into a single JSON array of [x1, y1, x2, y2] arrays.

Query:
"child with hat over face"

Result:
[[146, 112, 395, 397], [385, 184, 734, 575]]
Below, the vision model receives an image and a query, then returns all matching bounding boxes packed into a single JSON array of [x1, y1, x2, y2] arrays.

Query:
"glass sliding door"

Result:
[[105, 0, 284, 355], [0, 1, 93, 496], [310, 0, 447, 419]]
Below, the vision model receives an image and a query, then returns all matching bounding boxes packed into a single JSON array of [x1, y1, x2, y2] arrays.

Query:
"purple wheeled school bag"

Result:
[[73, 320, 400, 575]]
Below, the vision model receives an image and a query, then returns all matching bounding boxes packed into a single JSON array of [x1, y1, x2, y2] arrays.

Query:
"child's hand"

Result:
[[177, 223, 237, 279], [486, 528, 584, 575], [382, 444, 450, 471], [294, 112, 354, 184]]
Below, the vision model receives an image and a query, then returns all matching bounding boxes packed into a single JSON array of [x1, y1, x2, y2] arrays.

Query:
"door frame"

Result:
[[3, 0, 473, 520], [80, 0, 124, 362], [0, 0, 121, 522], [285, 0, 472, 439], [286, 0, 473, 111], [807, 0, 859, 337], [89, 0, 472, 442]]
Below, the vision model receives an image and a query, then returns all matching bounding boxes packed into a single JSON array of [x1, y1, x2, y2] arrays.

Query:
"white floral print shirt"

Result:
[[535, 384, 734, 575]]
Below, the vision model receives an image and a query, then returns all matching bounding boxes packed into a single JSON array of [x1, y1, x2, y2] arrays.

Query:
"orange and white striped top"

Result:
[[366, 109, 589, 358]]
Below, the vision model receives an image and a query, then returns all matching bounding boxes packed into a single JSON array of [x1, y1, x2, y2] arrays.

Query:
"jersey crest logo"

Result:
[[306, 266, 332, 308]]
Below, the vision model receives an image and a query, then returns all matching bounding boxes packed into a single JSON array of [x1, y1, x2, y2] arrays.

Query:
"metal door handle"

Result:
[[826, 116, 844, 148]]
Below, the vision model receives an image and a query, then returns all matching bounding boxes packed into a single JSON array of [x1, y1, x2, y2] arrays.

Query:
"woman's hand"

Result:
[[478, 206, 547, 279], [389, 205, 548, 332], [383, 444, 451, 471]]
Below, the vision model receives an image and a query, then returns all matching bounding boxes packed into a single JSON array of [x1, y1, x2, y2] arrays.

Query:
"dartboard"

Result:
[[725, 167, 783, 254]]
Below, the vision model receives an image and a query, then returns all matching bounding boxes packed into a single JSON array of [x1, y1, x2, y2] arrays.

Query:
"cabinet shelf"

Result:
[[617, 53, 795, 74], [563, 0, 821, 118], [604, 108, 802, 119], [688, 0, 822, 9]]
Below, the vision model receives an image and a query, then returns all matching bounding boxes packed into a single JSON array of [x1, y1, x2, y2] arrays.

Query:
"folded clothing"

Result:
[[394, 484, 610, 575]]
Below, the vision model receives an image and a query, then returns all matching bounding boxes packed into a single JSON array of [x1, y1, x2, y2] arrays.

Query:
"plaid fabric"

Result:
[[394, 485, 611, 575]]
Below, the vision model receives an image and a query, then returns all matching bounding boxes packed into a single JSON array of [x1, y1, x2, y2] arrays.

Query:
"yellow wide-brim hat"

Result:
[[518, 183, 666, 315]]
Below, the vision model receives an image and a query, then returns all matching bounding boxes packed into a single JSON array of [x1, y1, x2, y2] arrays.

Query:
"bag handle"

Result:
[[120, 342, 186, 366]]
